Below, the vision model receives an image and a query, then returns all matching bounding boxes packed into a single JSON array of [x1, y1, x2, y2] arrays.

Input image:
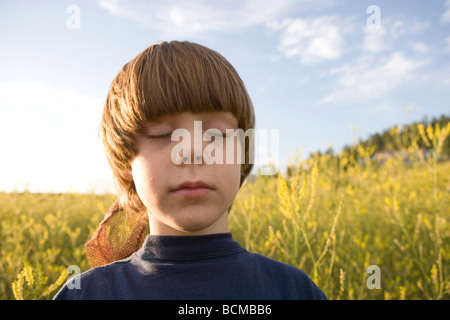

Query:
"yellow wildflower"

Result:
[[42, 269, 68, 298], [417, 124, 430, 147], [277, 171, 292, 219], [426, 124, 434, 141], [23, 260, 34, 287]]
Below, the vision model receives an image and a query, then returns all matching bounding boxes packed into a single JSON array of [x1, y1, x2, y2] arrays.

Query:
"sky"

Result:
[[0, 0, 449, 194]]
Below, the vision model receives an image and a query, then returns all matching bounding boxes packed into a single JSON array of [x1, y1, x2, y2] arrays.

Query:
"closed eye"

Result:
[[207, 132, 228, 137], [147, 131, 230, 139], [147, 133, 172, 139], [204, 130, 230, 138]]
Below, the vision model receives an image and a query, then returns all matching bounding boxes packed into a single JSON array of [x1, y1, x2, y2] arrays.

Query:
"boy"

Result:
[[54, 41, 326, 300]]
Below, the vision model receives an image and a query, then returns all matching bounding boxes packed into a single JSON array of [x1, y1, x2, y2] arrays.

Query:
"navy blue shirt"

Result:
[[54, 233, 326, 300]]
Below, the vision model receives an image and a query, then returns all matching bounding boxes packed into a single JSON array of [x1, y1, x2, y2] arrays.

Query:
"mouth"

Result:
[[172, 180, 214, 199]]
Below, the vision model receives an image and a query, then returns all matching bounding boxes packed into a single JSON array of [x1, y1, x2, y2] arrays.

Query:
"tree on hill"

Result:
[[341, 114, 450, 159]]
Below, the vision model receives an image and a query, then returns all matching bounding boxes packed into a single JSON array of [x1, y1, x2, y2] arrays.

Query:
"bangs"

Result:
[[114, 41, 253, 133]]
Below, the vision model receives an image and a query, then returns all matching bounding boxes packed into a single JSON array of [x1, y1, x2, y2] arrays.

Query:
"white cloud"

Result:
[[97, 0, 291, 37], [96, 0, 335, 38], [362, 26, 388, 53], [362, 18, 408, 53], [269, 15, 352, 65], [410, 42, 430, 54], [441, 0, 450, 24], [0, 81, 114, 193], [320, 52, 429, 103], [408, 20, 429, 34]]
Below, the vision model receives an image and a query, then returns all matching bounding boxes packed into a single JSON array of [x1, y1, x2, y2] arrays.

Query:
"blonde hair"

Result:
[[99, 41, 255, 214]]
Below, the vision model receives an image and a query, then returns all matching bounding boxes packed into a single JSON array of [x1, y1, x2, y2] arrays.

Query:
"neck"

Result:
[[148, 210, 229, 236]]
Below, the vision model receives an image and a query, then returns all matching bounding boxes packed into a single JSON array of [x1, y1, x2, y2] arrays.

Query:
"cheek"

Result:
[[131, 156, 161, 207], [218, 163, 241, 197], [214, 138, 243, 193]]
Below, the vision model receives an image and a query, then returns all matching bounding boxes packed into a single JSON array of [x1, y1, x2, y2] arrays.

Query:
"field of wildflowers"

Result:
[[1, 123, 449, 300]]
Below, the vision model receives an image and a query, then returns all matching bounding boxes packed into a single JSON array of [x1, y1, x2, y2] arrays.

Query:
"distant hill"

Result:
[[310, 113, 450, 160]]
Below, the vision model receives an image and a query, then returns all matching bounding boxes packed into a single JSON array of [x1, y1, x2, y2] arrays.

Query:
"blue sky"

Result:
[[0, 0, 449, 194]]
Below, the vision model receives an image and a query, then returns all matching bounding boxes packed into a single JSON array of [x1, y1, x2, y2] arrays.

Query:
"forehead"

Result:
[[143, 111, 238, 127]]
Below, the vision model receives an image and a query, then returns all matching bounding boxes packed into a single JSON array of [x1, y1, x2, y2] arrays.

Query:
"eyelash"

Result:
[[147, 133, 173, 139], [206, 132, 230, 138], [147, 132, 230, 139]]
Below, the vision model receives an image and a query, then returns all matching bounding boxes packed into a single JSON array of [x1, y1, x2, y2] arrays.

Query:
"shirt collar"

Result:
[[136, 233, 244, 261]]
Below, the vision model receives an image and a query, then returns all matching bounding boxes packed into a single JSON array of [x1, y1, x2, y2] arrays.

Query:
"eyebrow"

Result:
[[202, 113, 238, 127], [204, 118, 237, 129]]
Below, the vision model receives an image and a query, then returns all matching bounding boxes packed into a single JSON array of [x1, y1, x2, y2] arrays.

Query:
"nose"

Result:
[[181, 153, 202, 164], [171, 125, 205, 165]]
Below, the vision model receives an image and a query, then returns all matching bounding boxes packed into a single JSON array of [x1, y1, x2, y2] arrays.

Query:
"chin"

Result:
[[171, 207, 227, 234], [174, 218, 219, 234]]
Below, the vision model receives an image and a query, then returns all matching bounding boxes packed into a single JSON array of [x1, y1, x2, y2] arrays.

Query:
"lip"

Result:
[[172, 181, 214, 199]]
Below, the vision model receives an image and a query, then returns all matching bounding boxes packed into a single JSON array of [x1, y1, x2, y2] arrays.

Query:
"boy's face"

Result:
[[131, 111, 242, 236]]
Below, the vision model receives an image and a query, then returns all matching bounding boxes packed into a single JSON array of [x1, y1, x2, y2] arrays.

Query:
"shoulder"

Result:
[[53, 257, 134, 300], [243, 251, 327, 300]]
